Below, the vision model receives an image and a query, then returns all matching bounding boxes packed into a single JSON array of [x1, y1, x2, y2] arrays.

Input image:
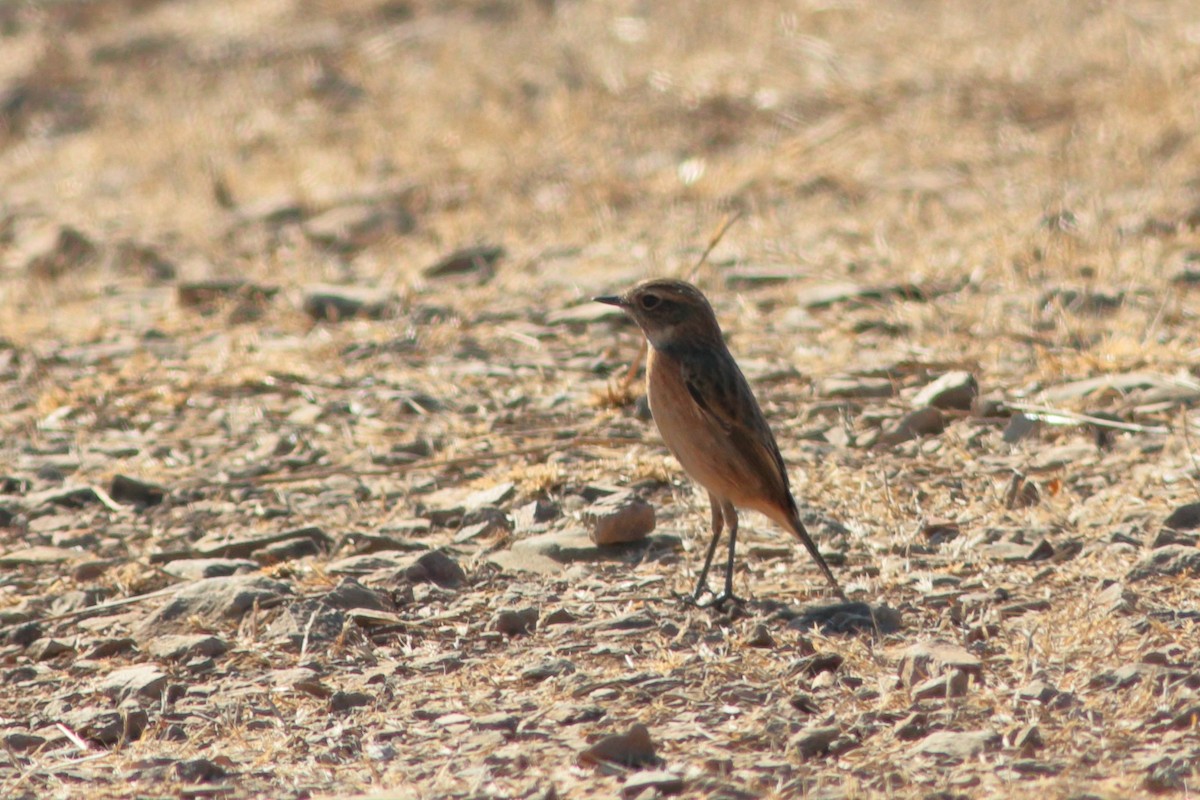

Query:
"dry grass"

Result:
[[2, 0, 1200, 798]]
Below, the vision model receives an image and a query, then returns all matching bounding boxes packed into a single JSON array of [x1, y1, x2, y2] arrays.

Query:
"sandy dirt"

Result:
[[2, 1, 1200, 798]]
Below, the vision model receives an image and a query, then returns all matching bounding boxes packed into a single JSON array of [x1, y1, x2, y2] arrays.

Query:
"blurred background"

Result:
[[3, 0, 1199, 313]]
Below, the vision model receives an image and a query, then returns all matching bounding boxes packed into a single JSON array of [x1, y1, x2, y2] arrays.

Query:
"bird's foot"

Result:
[[674, 587, 747, 611]]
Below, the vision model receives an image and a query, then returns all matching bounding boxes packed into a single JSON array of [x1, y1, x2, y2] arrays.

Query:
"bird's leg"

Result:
[[690, 492, 725, 602], [710, 500, 745, 608]]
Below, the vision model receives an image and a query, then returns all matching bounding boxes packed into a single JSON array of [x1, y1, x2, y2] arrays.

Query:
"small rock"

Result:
[[911, 671, 970, 699], [112, 240, 176, 281], [786, 602, 899, 635], [791, 725, 840, 760], [912, 371, 978, 410], [485, 549, 563, 576], [108, 474, 168, 507], [465, 482, 516, 509], [303, 284, 398, 321], [745, 623, 775, 648], [475, 712, 520, 733], [493, 607, 538, 636], [63, 706, 149, 746], [817, 376, 895, 399], [135, 575, 293, 635], [521, 658, 576, 682], [899, 640, 982, 689], [1002, 413, 1041, 444], [9, 621, 42, 646], [254, 536, 324, 564], [323, 577, 393, 611], [329, 690, 372, 713], [585, 494, 656, 545], [543, 608, 578, 626], [175, 757, 228, 783], [25, 225, 98, 279], [423, 245, 504, 283], [512, 530, 680, 564], [621, 770, 683, 798], [913, 729, 1000, 761], [878, 407, 945, 446], [96, 665, 168, 703], [893, 713, 927, 741], [303, 203, 413, 252], [26, 638, 74, 660], [159, 558, 260, 580], [1162, 502, 1200, 531], [176, 279, 278, 313], [1128, 545, 1200, 581], [1003, 473, 1040, 509], [146, 634, 230, 661], [1011, 724, 1044, 754], [403, 550, 467, 588], [190, 526, 333, 560], [514, 499, 561, 529], [0, 545, 86, 567], [579, 722, 658, 768], [1, 729, 46, 752]]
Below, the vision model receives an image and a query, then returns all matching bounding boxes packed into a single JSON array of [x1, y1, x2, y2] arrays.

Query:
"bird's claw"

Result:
[[674, 587, 746, 611]]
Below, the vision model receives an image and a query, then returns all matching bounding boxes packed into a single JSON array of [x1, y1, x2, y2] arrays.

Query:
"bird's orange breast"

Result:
[[645, 346, 781, 514]]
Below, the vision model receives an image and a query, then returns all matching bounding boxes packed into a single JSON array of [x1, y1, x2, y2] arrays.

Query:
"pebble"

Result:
[[912, 371, 978, 410], [578, 722, 658, 768], [402, 550, 467, 588], [878, 407, 946, 446], [899, 640, 982, 690], [1127, 545, 1200, 581], [62, 706, 149, 746], [302, 284, 398, 321], [493, 607, 539, 636], [135, 575, 293, 635], [146, 634, 229, 661], [159, 558, 260, 580], [423, 245, 504, 283], [913, 729, 1001, 761], [108, 474, 168, 507], [585, 493, 656, 545], [817, 376, 895, 399], [96, 664, 168, 703], [621, 770, 683, 798], [790, 725, 840, 760]]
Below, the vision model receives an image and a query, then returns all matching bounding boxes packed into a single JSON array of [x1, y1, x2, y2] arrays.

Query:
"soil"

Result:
[[2, 1, 1200, 798]]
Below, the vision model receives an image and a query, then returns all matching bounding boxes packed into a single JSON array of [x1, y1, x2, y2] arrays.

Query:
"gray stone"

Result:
[[791, 725, 840, 760], [585, 493, 655, 545], [899, 640, 981, 690], [302, 284, 398, 321], [913, 729, 1000, 761], [96, 665, 168, 703], [817, 376, 895, 399], [579, 722, 658, 767], [1128, 545, 1200, 581], [912, 371, 978, 410], [159, 558, 260, 580], [146, 634, 229, 661], [136, 575, 293, 634]]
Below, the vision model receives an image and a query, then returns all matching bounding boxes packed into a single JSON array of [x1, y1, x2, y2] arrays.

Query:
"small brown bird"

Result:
[[596, 278, 845, 605]]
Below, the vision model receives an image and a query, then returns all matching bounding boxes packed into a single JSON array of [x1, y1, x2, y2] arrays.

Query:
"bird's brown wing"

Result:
[[677, 346, 795, 507]]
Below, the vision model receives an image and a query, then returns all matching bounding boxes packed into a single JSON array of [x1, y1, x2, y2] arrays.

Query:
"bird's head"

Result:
[[594, 278, 723, 349]]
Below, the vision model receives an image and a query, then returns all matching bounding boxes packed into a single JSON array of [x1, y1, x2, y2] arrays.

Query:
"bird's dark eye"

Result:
[[640, 293, 661, 310]]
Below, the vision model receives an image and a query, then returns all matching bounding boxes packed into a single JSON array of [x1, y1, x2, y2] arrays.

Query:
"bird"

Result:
[[595, 278, 846, 606]]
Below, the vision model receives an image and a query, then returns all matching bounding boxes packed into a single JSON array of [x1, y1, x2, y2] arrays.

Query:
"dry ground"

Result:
[[2, 0, 1200, 798]]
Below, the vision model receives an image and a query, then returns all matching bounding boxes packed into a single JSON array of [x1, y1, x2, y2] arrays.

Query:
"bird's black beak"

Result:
[[593, 295, 627, 307]]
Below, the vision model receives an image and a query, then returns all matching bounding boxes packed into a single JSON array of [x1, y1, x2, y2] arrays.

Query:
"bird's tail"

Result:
[[784, 511, 847, 600]]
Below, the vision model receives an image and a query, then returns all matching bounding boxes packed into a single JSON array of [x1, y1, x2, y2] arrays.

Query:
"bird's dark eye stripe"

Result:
[[640, 293, 661, 309]]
